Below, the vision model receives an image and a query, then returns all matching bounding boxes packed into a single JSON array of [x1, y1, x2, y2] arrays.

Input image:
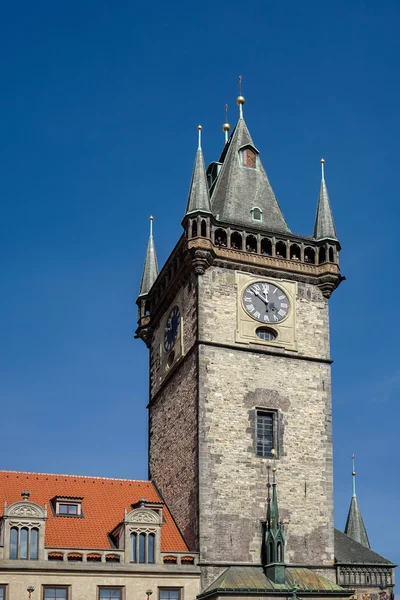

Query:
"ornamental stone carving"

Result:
[[126, 509, 160, 524], [5, 502, 46, 519]]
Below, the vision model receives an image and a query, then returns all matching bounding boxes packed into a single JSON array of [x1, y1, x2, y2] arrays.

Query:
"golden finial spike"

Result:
[[236, 75, 245, 118], [149, 215, 154, 236], [222, 104, 230, 143]]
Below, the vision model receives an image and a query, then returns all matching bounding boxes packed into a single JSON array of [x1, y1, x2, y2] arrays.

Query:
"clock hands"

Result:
[[252, 288, 269, 308]]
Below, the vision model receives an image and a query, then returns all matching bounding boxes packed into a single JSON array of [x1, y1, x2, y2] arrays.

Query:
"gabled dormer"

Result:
[[2, 490, 47, 560], [121, 498, 163, 565]]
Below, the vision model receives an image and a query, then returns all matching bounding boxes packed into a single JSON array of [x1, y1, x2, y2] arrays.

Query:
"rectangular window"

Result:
[[59, 504, 78, 515], [0, 586, 6, 600], [159, 590, 181, 600], [43, 588, 68, 600], [256, 410, 277, 458], [99, 588, 122, 600]]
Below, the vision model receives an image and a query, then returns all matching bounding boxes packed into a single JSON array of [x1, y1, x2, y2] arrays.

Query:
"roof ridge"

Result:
[[0, 470, 151, 484]]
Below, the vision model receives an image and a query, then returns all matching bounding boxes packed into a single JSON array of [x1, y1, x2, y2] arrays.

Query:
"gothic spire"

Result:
[[313, 159, 337, 240], [138, 216, 159, 297], [185, 125, 211, 215], [210, 95, 289, 233], [344, 455, 370, 548], [264, 463, 285, 584], [269, 467, 280, 533]]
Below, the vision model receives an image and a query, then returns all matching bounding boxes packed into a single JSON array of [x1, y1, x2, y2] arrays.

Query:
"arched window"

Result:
[[139, 533, 146, 563], [251, 207, 262, 222], [269, 542, 274, 563], [10, 527, 39, 560], [329, 247, 334, 262], [246, 235, 257, 253], [191, 220, 197, 238], [242, 147, 257, 168], [319, 247, 326, 264], [148, 533, 155, 564], [130, 533, 137, 563], [30, 528, 38, 560], [10, 528, 18, 559], [201, 220, 207, 237], [290, 244, 301, 261], [19, 528, 28, 559], [261, 238, 272, 256], [276, 241, 287, 259], [214, 228, 227, 247], [231, 231, 242, 250], [277, 541, 282, 562], [131, 531, 156, 564], [304, 247, 315, 264]]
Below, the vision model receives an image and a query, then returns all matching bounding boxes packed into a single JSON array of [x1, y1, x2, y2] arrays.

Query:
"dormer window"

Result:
[[242, 147, 257, 168], [123, 499, 163, 564], [251, 206, 263, 222], [53, 497, 83, 517]]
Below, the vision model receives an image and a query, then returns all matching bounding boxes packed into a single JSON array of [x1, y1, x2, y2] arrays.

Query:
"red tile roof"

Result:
[[0, 471, 187, 552]]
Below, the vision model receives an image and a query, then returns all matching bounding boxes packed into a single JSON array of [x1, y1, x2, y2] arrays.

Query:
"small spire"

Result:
[[222, 104, 230, 144], [185, 125, 211, 215], [138, 216, 159, 297], [313, 158, 338, 240], [344, 455, 371, 548], [237, 75, 245, 119], [352, 454, 357, 498]]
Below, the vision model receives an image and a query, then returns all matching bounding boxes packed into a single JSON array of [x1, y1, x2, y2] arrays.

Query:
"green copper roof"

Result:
[[200, 566, 349, 598]]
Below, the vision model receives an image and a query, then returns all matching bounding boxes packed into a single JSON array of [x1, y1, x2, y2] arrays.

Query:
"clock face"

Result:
[[242, 281, 289, 323], [164, 306, 181, 352]]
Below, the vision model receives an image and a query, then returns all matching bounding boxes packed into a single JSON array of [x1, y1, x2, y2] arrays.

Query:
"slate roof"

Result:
[[344, 496, 370, 548], [210, 118, 289, 233], [138, 220, 159, 297], [313, 173, 337, 240], [200, 566, 349, 598], [185, 145, 211, 215], [334, 529, 394, 565], [0, 470, 188, 551]]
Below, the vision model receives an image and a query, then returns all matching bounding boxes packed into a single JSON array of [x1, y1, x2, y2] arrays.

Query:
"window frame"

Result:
[[241, 147, 257, 169], [0, 585, 7, 600], [130, 530, 156, 564], [158, 588, 182, 600], [251, 206, 263, 222], [255, 409, 279, 458], [42, 586, 69, 600], [97, 586, 124, 600], [10, 526, 39, 560]]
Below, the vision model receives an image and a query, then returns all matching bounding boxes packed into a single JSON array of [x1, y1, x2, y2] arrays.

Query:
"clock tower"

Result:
[[136, 97, 343, 590]]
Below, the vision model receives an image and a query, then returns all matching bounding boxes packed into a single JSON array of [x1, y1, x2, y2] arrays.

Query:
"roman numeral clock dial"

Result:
[[242, 282, 289, 323], [164, 306, 181, 352]]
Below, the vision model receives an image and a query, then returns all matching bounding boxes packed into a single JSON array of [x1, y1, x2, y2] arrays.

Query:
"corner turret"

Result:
[[344, 455, 370, 548], [264, 463, 285, 584]]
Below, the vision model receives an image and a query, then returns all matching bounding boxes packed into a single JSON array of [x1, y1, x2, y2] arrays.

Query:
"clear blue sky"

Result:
[[1, 0, 399, 568]]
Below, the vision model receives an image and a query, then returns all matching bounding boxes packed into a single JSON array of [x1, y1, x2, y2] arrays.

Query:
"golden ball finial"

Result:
[[320, 158, 325, 164], [222, 122, 230, 132], [149, 215, 154, 221], [352, 471, 356, 476], [197, 124, 202, 130], [272, 467, 277, 472], [236, 95, 245, 105]]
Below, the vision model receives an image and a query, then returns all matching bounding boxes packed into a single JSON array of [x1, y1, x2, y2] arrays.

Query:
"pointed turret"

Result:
[[313, 159, 337, 240], [264, 463, 285, 584], [210, 96, 289, 233], [138, 216, 159, 297], [344, 455, 370, 548], [185, 125, 211, 216]]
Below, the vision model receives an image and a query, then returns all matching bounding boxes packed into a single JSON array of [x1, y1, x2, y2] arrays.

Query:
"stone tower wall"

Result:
[[197, 267, 334, 568], [148, 278, 199, 551]]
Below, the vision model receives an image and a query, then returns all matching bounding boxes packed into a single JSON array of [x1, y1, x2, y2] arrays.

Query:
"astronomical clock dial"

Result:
[[163, 306, 181, 352], [242, 281, 289, 324]]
